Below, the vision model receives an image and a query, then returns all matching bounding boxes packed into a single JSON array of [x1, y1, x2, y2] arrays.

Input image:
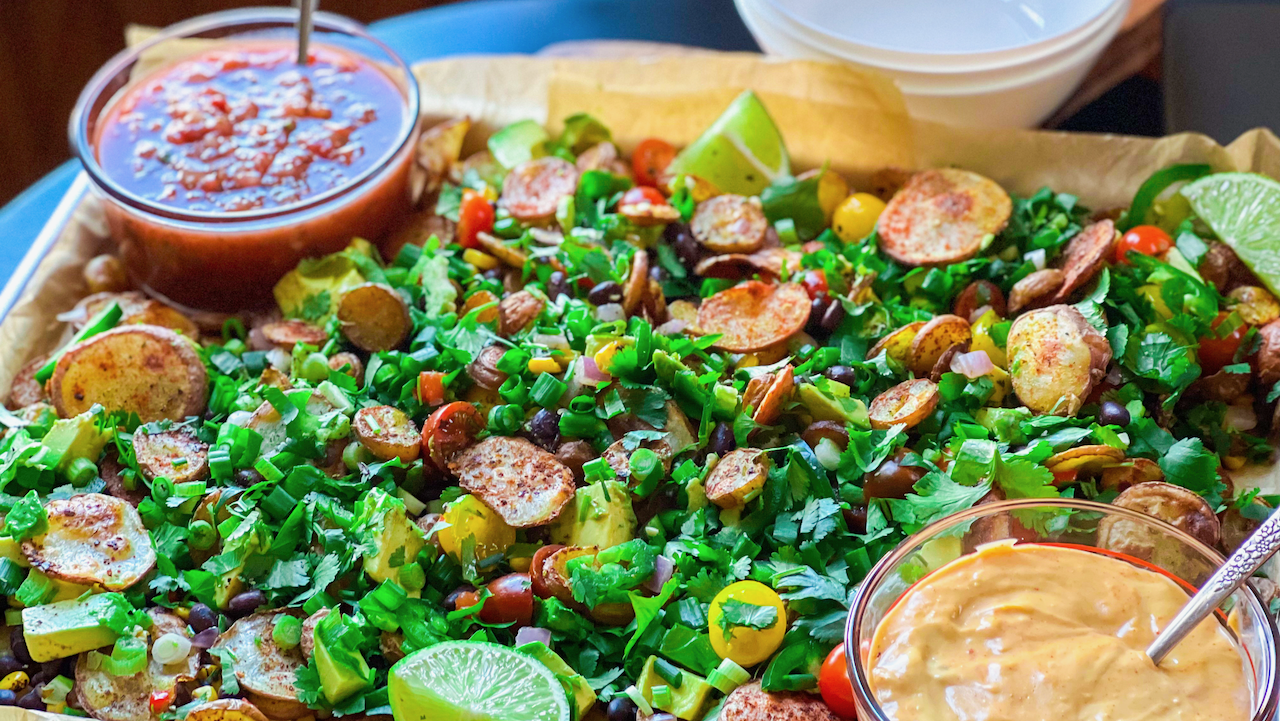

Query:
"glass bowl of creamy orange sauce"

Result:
[[845, 498, 1278, 721]]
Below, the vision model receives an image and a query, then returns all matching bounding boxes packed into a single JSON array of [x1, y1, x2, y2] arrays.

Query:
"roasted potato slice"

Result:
[[695, 247, 804, 281], [691, 194, 769, 254], [337, 283, 411, 352], [868, 321, 926, 365], [953, 280, 1007, 321], [1221, 500, 1271, 553], [500, 157, 580, 222], [100, 452, 147, 507], [1229, 285, 1280, 325], [186, 700, 271, 721], [468, 345, 510, 391], [623, 251, 650, 317], [1051, 220, 1116, 303], [449, 436, 577, 527], [133, 426, 209, 483], [720, 682, 842, 721], [416, 117, 471, 194], [929, 338, 971, 382], [327, 352, 364, 385], [1188, 367, 1251, 404], [576, 141, 630, 176], [1045, 444, 1125, 476], [869, 379, 940, 431], [542, 545, 597, 607], [497, 290, 545, 337], [1256, 319, 1280, 387], [7, 352, 49, 409], [76, 611, 200, 721], [354, 405, 421, 462], [299, 608, 330, 659], [23, 493, 155, 590], [213, 610, 308, 720], [1006, 305, 1111, 416], [83, 254, 130, 295], [745, 365, 795, 426], [706, 448, 770, 509], [877, 168, 1012, 266], [907, 314, 970, 376], [122, 300, 200, 339], [259, 320, 328, 349], [696, 281, 811, 353], [1101, 457, 1164, 492], [50, 325, 207, 422], [1098, 481, 1222, 559], [1008, 268, 1065, 314]]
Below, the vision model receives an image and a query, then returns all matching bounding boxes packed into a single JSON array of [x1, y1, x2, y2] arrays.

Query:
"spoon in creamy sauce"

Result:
[[1148, 503, 1280, 663]]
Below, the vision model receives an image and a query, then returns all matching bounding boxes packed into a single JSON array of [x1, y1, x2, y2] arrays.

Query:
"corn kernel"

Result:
[[174, 605, 190, 619], [192, 685, 218, 703], [463, 249, 500, 271], [1225, 455, 1246, 471], [480, 184, 498, 203], [735, 353, 760, 369], [1, 671, 29, 692], [509, 556, 532, 573], [593, 341, 621, 374], [528, 357, 561, 375]]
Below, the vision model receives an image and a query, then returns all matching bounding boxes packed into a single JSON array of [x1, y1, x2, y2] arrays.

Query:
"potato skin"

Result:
[[6, 352, 49, 409], [869, 379, 940, 431], [449, 436, 577, 528], [1006, 305, 1110, 416], [877, 168, 1012, 266], [185, 699, 271, 721], [133, 426, 209, 483], [697, 282, 812, 353], [1254, 319, 1280, 387], [75, 609, 199, 721], [907, 314, 970, 376], [214, 610, 308, 720], [23, 493, 156, 591], [50, 324, 208, 422], [705, 448, 770, 509], [354, 405, 421, 462], [337, 282, 411, 352], [691, 194, 768, 254]]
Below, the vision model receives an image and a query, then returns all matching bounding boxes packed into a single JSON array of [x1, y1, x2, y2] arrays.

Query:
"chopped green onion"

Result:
[[559, 412, 603, 439], [272, 615, 303, 649], [488, 404, 524, 435], [188, 520, 216, 551], [498, 375, 529, 405], [102, 636, 148, 677], [261, 486, 297, 520], [653, 658, 684, 688], [372, 580, 409, 611], [623, 686, 653, 717], [0, 559, 25, 596], [629, 448, 662, 487], [66, 457, 98, 486], [303, 592, 337, 616], [151, 632, 192, 665], [254, 457, 285, 483], [497, 348, 532, 375], [40, 675, 74, 704], [530, 373, 567, 407], [15, 569, 56, 607], [399, 562, 426, 592], [172, 481, 206, 498], [35, 301, 123, 384], [775, 218, 799, 246], [651, 685, 673, 708], [568, 395, 596, 414], [151, 477, 174, 504]]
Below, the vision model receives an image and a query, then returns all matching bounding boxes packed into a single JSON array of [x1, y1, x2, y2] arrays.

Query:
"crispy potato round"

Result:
[[697, 281, 811, 353], [213, 610, 308, 720], [76, 611, 200, 721], [100, 452, 147, 507], [500, 156, 580, 221], [417, 117, 471, 194], [1008, 268, 1065, 314], [123, 300, 201, 339], [327, 352, 364, 385], [337, 282, 411, 352], [706, 448, 770, 509], [695, 247, 804, 281], [576, 141, 628, 175], [929, 338, 971, 382], [50, 325, 207, 422], [83, 254, 130, 295], [953, 280, 1007, 321], [468, 345, 510, 391], [1101, 457, 1164, 492], [1255, 319, 1280, 387], [691, 194, 769, 254], [867, 322, 926, 364], [1006, 305, 1111, 416], [23, 493, 156, 590], [7, 352, 49, 409], [260, 320, 328, 349], [1045, 444, 1125, 477], [1051, 219, 1116, 303], [476, 231, 530, 268], [1229, 285, 1280, 326], [748, 365, 795, 426], [185, 700, 271, 721], [133, 426, 210, 483], [877, 168, 1012, 266], [448, 436, 577, 528], [720, 682, 842, 721], [1188, 367, 1251, 404], [542, 545, 597, 607], [497, 290, 545, 337], [354, 405, 421, 463], [1098, 481, 1222, 564], [869, 378, 940, 430], [907, 314, 971, 376], [623, 251, 650, 317], [299, 608, 330, 659]]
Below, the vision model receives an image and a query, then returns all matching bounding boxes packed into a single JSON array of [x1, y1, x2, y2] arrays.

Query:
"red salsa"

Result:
[[95, 42, 406, 213]]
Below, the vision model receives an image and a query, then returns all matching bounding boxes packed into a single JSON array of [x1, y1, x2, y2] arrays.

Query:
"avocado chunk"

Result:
[[797, 382, 870, 427], [314, 610, 373, 705], [21, 592, 132, 662], [487, 119, 550, 169], [15, 568, 93, 607], [0, 536, 30, 568], [211, 512, 267, 610], [518, 641, 596, 717], [273, 238, 374, 322], [354, 489, 427, 597], [636, 655, 715, 721], [549, 481, 636, 551], [41, 410, 112, 471]]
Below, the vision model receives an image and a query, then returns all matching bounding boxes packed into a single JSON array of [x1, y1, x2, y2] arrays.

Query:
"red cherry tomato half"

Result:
[[631, 138, 677, 187], [456, 190, 495, 250], [818, 643, 859, 719], [621, 185, 668, 207], [421, 401, 485, 470], [482, 572, 535, 626], [1199, 311, 1247, 375], [802, 270, 830, 300], [529, 544, 566, 599], [1114, 225, 1172, 264], [149, 690, 175, 714]]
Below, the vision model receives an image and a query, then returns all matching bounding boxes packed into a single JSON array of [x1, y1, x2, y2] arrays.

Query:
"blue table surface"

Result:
[[0, 0, 758, 287]]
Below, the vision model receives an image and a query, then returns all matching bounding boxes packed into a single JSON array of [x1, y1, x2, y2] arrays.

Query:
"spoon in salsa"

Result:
[[294, 0, 318, 64], [1148, 504, 1280, 663]]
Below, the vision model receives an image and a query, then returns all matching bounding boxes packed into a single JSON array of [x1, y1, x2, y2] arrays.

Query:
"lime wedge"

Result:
[[666, 90, 790, 196], [389, 641, 572, 721], [1182, 172, 1280, 295]]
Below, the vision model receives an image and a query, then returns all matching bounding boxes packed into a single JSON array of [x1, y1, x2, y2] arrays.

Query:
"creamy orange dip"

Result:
[[868, 542, 1251, 721]]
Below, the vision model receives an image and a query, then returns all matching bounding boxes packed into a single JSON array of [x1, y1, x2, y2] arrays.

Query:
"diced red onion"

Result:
[[655, 319, 688, 336], [515, 626, 553, 647], [190, 627, 220, 649], [644, 555, 675, 594], [1225, 405, 1258, 432], [579, 357, 611, 386], [1105, 366, 1124, 387], [951, 350, 997, 379], [967, 305, 992, 324], [1025, 249, 1047, 271], [595, 303, 625, 322]]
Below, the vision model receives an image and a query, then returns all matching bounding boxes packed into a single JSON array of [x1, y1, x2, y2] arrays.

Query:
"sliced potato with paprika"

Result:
[[50, 325, 208, 422], [877, 168, 1012, 266], [7, 353, 49, 409], [185, 700, 271, 721], [907, 314, 970, 376], [497, 290, 545, 337], [696, 281, 811, 353], [213, 610, 308, 720], [721, 682, 842, 721], [745, 365, 794, 426], [1006, 305, 1111, 416], [75, 610, 200, 721], [1008, 269, 1065, 314], [1051, 219, 1116, 303], [337, 282, 411, 352], [706, 448, 770, 509], [691, 194, 769, 254], [1098, 482, 1222, 575], [869, 379, 940, 431], [868, 322, 926, 365], [623, 251, 650, 317], [541, 545, 598, 607], [259, 320, 328, 349], [354, 405, 421, 462], [23, 493, 156, 590], [449, 436, 577, 527], [133, 426, 209, 483]]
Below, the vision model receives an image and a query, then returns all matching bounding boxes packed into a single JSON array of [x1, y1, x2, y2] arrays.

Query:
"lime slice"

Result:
[[1182, 172, 1280, 295], [666, 90, 790, 196], [388, 641, 572, 721]]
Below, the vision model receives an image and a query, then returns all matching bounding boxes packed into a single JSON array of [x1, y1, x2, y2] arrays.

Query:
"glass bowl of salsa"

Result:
[[844, 497, 1279, 721], [70, 8, 420, 312]]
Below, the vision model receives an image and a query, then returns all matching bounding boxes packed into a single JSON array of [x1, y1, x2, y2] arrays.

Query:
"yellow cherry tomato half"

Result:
[[708, 580, 787, 667], [436, 494, 515, 561], [832, 192, 887, 244]]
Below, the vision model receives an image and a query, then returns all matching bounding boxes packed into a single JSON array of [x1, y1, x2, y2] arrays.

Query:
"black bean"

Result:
[[443, 587, 473, 613], [607, 696, 638, 721], [528, 409, 561, 451], [547, 270, 571, 300], [707, 422, 735, 456], [808, 295, 834, 335], [0, 690, 15, 706], [843, 506, 868, 534], [31, 660, 60, 685], [1098, 400, 1131, 427], [16, 685, 43, 711], [187, 603, 218, 633], [665, 223, 704, 269], [587, 281, 624, 306], [226, 590, 266, 617], [820, 298, 846, 332], [824, 365, 858, 387], [0, 655, 21, 678], [9, 628, 30, 665], [483, 268, 503, 281]]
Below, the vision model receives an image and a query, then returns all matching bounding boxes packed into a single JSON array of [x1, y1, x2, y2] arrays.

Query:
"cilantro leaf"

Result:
[[716, 599, 779, 641], [1160, 437, 1226, 508], [4, 490, 46, 541]]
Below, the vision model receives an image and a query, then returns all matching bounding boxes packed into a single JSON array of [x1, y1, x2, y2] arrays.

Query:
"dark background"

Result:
[[0, 1, 456, 207]]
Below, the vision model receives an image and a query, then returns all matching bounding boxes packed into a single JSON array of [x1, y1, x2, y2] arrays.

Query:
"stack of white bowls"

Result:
[[736, 0, 1131, 128]]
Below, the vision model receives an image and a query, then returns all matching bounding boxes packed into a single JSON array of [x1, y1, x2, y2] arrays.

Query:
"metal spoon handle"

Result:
[[1147, 506, 1280, 664], [295, 0, 318, 65]]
